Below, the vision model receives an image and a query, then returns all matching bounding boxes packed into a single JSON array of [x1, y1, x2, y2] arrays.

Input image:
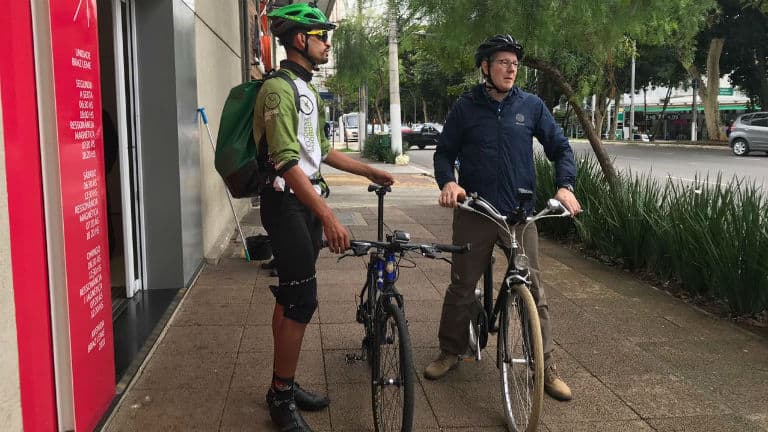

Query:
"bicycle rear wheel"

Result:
[[371, 300, 414, 432], [498, 284, 544, 432]]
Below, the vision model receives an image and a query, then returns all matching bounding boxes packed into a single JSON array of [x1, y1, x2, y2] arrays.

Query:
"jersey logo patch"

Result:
[[299, 94, 315, 115], [515, 113, 525, 124], [265, 92, 281, 110]]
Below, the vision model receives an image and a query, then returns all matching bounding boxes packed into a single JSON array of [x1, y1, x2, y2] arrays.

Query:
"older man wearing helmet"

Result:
[[255, 4, 394, 431], [427, 34, 581, 402]]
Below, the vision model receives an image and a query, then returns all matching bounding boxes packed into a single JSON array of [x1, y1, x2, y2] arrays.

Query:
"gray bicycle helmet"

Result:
[[474, 34, 524, 68]]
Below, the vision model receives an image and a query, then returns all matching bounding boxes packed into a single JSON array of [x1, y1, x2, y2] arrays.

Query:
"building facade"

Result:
[[0, 0, 337, 430]]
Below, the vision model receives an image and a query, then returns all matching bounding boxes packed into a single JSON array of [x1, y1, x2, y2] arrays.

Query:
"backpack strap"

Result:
[[270, 70, 301, 113]]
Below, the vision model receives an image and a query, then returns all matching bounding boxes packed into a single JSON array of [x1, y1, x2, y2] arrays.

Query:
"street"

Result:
[[406, 141, 768, 190]]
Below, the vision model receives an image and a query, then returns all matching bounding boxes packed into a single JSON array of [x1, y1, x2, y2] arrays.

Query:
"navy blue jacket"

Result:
[[434, 84, 577, 215]]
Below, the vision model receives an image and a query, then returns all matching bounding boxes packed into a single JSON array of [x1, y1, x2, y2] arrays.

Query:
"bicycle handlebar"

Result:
[[458, 194, 571, 224], [322, 239, 469, 258], [348, 239, 469, 256]]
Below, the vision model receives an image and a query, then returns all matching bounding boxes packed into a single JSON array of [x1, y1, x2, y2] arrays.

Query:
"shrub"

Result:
[[361, 134, 402, 163], [535, 154, 768, 316]]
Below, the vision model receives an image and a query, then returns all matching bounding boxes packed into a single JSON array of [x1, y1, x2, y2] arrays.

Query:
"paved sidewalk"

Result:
[[103, 156, 768, 432]]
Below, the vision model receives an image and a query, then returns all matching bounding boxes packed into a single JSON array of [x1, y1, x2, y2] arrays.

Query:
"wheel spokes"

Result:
[[375, 316, 404, 432]]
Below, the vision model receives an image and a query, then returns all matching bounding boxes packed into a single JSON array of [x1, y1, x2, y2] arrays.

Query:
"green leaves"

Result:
[[535, 154, 768, 316]]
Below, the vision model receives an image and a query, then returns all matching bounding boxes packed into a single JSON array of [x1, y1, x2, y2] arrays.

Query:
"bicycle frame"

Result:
[[357, 187, 404, 336], [460, 193, 570, 362]]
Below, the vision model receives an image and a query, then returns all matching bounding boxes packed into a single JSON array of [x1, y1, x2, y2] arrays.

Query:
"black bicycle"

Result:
[[457, 189, 570, 432], [337, 184, 468, 432]]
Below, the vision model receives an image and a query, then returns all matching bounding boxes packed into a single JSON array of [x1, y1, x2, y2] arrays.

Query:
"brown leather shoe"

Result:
[[424, 351, 459, 380], [544, 364, 572, 401]]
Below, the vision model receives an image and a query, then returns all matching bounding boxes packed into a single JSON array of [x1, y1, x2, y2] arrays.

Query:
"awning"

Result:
[[627, 104, 757, 113]]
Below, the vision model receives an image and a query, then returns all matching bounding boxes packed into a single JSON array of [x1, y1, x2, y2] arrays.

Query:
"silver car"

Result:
[[729, 112, 768, 156]]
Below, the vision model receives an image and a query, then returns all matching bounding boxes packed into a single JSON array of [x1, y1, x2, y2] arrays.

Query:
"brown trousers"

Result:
[[438, 209, 554, 365]]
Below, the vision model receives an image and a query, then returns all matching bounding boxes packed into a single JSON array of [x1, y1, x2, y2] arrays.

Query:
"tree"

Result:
[[332, 13, 389, 125], [719, 2, 768, 110], [405, 0, 715, 183]]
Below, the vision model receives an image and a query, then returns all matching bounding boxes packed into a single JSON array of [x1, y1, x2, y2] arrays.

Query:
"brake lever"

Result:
[[336, 253, 355, 262], [420, 246, 439, 259]]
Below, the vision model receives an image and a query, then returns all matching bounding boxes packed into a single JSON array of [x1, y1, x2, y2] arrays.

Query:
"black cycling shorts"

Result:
[[260, 190, 323, 324]]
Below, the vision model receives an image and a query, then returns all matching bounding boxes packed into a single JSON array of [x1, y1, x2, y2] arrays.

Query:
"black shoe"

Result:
[[266, 389, 313, 432], [293, 382, 330, 411], [270, 267, 279, 277]]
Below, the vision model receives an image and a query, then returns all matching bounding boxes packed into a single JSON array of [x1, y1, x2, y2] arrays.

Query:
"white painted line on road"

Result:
[[668, 176, 720, 185], [407, 162, 432, 175]]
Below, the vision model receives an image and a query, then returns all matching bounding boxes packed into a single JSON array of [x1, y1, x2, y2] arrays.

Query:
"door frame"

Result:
[[111, 0, 146, 298]]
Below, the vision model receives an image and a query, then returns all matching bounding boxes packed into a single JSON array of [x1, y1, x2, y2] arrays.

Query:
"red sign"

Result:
[[49, 0, 115, 430], [1, 1, 58, 430]]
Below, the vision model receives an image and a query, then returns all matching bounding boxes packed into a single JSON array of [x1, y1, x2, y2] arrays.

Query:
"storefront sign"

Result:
[[49, 0, 115, 430], [718, 87, 734, 96], [1, 1, 58, 430]]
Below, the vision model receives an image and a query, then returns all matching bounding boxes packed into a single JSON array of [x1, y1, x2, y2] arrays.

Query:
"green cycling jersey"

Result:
[[253, 68, 331, 193]]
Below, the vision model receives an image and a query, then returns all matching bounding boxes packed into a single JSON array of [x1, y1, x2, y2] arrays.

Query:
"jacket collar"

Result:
[[280, 60, 313, 82], [471, 84, 519, 107]]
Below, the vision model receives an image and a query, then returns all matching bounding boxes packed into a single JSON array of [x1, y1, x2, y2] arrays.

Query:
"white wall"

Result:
[[0, 84, 23, 431], [194, 0, 251, 260]]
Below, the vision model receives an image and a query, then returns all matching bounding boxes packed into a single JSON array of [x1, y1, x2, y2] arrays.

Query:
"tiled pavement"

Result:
[[103, 159, 768, 432]]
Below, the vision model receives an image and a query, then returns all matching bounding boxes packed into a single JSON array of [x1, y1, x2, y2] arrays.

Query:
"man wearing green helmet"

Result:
[[255, 3, 395, 432]]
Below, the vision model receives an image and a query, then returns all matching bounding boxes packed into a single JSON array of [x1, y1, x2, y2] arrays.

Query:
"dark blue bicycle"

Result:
[[336, 184, 468, 432]]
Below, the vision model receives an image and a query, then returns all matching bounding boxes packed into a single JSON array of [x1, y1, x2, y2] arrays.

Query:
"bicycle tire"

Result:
[[371, 300, 414, 432], [498, 284, 544, 432]]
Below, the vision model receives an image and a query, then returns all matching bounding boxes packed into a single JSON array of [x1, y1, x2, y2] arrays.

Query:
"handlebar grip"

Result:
[[434, 243, 470, 254]]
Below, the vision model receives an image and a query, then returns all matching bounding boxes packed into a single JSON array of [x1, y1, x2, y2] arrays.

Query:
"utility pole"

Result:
[[387, 0, 403, 156], [629, 40, 636, 141], [356, 0, 367, 150]]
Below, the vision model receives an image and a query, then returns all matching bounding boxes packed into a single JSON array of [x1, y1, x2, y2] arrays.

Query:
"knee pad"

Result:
[[274, 276, 318, 324]]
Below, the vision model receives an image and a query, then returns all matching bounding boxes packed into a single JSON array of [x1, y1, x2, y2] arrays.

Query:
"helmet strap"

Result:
[[285, 33, 319, 71], [481, 57, 508, 96]]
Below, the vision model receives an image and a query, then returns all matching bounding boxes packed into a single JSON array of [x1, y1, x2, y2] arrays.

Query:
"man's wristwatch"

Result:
[[559, 184, 575, 193]]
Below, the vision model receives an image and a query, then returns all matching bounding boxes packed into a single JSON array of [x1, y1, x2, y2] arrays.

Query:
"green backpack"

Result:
[[214, 71, 299, 198]]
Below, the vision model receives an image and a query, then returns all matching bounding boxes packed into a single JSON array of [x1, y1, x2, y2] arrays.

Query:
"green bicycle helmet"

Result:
[[268, 3, 337, 37]]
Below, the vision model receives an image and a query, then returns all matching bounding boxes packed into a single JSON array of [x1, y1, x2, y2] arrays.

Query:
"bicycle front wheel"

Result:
[[498, 284, 544, 432], [371, 300, 414, 432]]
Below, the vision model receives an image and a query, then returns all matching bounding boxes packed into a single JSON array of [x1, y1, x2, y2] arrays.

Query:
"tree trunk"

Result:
[[609, 92, 620, 140], [652, 86, 673, 140], [422, 99, 428, 123], [705, 38, 726, 141], [525, 57, 617, 184], [756, 50, 768, 110]]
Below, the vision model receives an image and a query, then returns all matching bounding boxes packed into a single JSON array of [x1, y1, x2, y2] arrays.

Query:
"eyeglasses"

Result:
[[494, 59, 520, 69], [306, 29, 329, 43]]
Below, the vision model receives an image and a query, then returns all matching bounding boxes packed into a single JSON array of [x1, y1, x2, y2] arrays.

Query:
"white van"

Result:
[[338, 112, 360, 143]]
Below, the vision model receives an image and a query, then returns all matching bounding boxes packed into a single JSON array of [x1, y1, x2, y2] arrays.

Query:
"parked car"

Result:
[[403, 123, 442, 149], [728, 112, 768, 156], [632, 133, 650, 142]]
